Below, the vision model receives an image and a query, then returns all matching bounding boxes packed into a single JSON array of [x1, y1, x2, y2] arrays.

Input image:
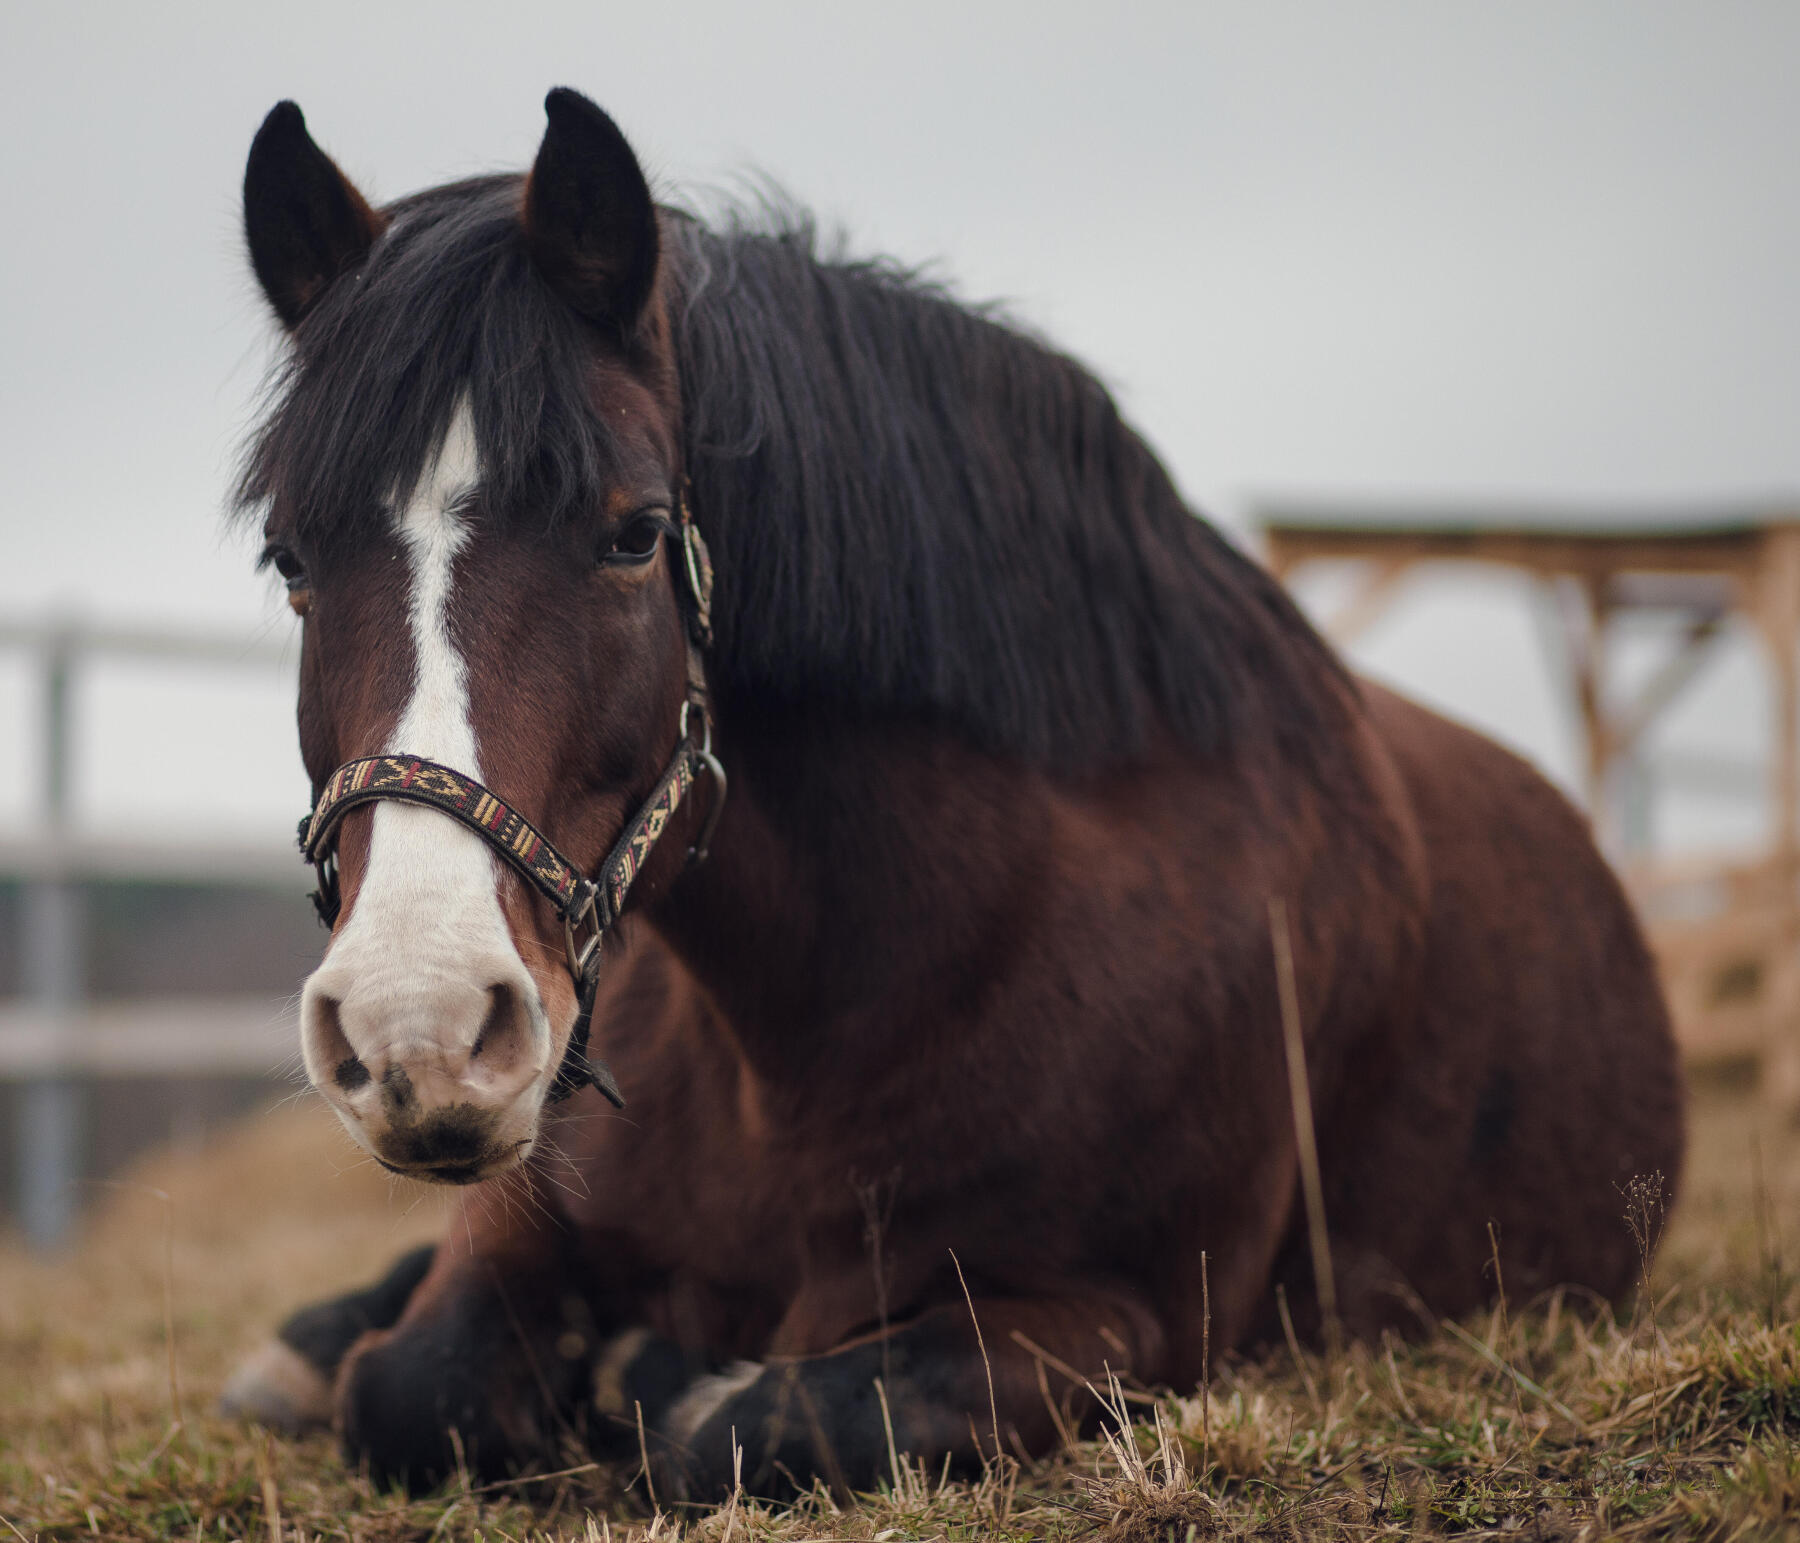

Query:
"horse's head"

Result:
[[241, 92, 708, 1182]]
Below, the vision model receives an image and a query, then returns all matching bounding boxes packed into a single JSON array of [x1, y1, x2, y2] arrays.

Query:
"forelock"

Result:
[[234, 175, 624, 541]]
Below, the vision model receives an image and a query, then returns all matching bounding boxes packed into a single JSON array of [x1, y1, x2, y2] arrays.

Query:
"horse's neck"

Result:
[[647, 716, 1044, 1081], [647, 684, 1395, 1089]]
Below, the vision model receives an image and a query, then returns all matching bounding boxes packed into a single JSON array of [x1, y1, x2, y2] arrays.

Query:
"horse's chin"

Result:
[[371, 1144, 535, 1186], [326, 1103, 542, 1186]]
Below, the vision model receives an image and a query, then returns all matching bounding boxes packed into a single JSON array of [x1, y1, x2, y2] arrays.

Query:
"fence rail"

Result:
[[0, 836, 298, 886], [0, 995, 295, 1076]]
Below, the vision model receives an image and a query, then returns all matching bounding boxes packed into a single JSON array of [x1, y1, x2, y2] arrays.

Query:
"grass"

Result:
[[1, 1075, 1796, 1541]]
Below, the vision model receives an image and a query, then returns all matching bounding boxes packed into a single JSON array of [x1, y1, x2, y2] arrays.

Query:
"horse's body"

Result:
[[222, 92, 1684, 1500]]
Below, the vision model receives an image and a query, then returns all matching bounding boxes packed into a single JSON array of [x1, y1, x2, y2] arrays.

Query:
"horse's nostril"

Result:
[[306, 992, 369, 1093], [468, 980, 532, 1077]]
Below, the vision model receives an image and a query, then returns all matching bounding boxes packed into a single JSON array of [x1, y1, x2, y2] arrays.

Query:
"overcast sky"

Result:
[[3, 2, 1797, 849]]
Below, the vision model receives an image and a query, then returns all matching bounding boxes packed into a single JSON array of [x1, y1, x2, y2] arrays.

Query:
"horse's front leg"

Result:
[[654, 1293, 1167, 1502], [220, 1242, 436, 1433]]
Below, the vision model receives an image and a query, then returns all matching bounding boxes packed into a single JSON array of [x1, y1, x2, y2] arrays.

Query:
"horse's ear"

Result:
[[243, 102, 385, 330], [524, 88, 659, 331]]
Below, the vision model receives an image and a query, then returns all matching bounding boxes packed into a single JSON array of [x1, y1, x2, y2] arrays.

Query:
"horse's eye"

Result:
[[603, 514, 671, 567], [262, 544, 312, 615]]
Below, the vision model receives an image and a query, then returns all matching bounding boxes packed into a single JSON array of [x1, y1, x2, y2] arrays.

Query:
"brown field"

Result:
[[2, 1075, 1797, 1542]]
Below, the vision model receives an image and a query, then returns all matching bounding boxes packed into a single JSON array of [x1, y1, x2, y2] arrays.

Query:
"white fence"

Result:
[[0, 619, 300, 1246]]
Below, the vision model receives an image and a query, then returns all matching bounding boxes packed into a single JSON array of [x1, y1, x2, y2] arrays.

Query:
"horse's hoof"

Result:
[[218, 1338, 334, 1434]]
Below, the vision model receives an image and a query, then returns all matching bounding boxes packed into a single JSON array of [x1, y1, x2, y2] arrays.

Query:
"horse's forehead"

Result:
[[388, 404, 481, 531], [383, 369, 672, 537]]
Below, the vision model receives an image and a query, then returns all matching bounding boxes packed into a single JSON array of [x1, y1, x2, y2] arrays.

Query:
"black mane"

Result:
[[237, 178, 1344, 770]]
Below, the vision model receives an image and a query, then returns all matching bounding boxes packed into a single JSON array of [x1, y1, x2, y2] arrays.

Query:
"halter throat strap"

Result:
[[295, 491, 722, 1109]]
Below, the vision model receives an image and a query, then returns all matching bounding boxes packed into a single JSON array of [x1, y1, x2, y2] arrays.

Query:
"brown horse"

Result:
[[221, 90, 1684, 1500]]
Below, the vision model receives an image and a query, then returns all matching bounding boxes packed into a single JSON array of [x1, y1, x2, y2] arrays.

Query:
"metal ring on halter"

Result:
[[678, 700, 728, 866], [311, 849, 342, 926], [678, 698, 710, 755]]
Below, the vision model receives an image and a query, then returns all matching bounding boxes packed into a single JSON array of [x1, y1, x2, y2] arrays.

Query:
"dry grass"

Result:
[[2, 1077, 1797, 1541]]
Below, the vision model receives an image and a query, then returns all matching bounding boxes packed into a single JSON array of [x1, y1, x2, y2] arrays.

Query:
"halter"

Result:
[[295, 490, 725, 1109]]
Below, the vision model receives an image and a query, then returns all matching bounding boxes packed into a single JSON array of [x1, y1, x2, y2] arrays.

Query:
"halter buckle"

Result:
[[562, 880, 604, 984], [678, 495, 715, 648]]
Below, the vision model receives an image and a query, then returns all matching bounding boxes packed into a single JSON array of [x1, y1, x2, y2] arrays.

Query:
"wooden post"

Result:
[[1746, 526, 1800, 1108], [1748, 527, 1800, 868], [1323, 557, 1414, 645], [1552, 572, 1617, 845]]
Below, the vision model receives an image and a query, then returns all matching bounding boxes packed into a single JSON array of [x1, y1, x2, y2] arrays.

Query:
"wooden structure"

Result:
[[1256, 498, 1800, 1096]]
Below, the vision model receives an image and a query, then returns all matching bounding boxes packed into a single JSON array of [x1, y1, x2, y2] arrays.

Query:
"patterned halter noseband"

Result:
[[296, 491, 725, 1108]]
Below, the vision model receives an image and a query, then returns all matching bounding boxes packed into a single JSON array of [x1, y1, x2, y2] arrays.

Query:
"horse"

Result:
[[219, 89, 1685, 1501]]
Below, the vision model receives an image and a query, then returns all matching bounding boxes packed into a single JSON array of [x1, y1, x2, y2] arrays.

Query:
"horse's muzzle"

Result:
[[299, 954, 553, 1181]]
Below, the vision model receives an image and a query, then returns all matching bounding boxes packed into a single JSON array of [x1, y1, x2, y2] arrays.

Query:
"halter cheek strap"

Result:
[[296, 492, 724, 1109]]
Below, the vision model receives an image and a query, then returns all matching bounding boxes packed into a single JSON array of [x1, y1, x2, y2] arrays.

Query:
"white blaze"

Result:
[[299, 405, 550, 1096], [392, 407, 481, 771]]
